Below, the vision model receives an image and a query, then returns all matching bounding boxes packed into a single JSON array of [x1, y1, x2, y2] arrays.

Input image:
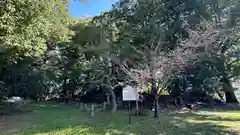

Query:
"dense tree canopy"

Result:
[[0, 0, 239, 115], [0, 0, 71, 101]]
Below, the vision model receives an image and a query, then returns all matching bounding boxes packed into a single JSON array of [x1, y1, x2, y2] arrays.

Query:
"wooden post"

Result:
[[75, 100, 78, 107], [75, 100, 78, 106], [80, 102, 83, 110], [84, 103, 87, 110], [91, 104, 94, 116], [107, 94, 110, 104], [103, 101, 106, 111]]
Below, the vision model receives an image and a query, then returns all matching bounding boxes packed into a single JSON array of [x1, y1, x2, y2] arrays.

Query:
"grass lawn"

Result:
[[1, 102, 240, 135]]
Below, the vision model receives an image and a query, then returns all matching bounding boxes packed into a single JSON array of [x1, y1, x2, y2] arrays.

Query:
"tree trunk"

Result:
[[136, 100, 139, 111], [222, 77, 238, 103], [225, 91, 238, 103], [109, 87, 117, 112], [154, 96, 159, 117], [151, 82, 158, 118], [62, 77, 68, 103]]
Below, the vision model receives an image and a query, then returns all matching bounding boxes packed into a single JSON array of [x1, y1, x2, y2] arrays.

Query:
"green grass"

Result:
[[1, 102, 240, 135]]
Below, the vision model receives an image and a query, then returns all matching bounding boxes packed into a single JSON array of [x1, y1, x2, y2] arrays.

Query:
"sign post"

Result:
[[128, 100, 131, 124], [122, 85, 138, 124]]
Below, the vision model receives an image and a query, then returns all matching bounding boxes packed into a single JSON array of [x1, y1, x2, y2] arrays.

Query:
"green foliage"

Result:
[[2, 65, 47, 100], [0, 0, 71, 65], [0, 0, 71, 101]]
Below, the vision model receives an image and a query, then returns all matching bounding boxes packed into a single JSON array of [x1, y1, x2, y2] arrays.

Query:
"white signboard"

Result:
[[122, 85, 138, 101]]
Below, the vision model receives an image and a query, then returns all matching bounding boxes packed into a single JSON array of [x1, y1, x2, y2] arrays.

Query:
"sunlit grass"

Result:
[[1, 102, 240, 135]]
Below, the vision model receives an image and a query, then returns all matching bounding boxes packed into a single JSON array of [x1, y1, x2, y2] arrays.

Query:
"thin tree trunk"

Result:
[[136, 100, 139, 111], [136, 100, 139, 115], [154, 95, 159, 117], [152, 82, 158, 118], [135, 86, 139, 114], [63, 77, 68, 103], [109, 87, 117, 112]]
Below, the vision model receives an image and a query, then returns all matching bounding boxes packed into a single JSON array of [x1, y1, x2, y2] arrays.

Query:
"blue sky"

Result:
[[67, 0, 115, 17]]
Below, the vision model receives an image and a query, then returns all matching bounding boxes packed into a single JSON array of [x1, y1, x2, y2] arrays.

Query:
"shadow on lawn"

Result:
[[168, 110, 240, 135], [171, 112, 240, 121], [177, 122, 238, 135], [2, 103, 240, 135]]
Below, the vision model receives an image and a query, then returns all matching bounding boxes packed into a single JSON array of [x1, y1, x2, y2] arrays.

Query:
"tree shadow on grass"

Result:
[[175, 121, 238, 135], [168, 109, 240, 135], [170, 112, 240, 121], [1, 103, 240, 135]]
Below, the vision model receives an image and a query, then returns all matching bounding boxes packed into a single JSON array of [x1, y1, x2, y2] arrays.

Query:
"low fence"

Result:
[[74, 101, 110, 116]]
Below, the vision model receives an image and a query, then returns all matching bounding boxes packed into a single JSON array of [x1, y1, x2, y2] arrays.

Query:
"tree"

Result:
[[92, 0, 214, 117], [179, 22, 240, 103], [0, 0, 72, 101], [0, 0, 71, 63]]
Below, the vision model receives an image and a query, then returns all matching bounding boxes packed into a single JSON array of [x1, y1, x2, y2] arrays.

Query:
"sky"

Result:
[[67, 0, 115, 17]]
